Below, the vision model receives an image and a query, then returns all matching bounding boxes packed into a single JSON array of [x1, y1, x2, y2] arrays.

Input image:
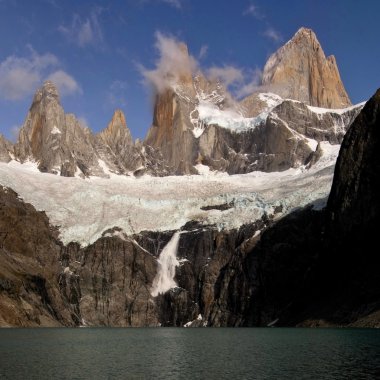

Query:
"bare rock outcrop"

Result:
[[261, 27, 351, 108], [14, 81, 104, 177], [0, 187, 75, 326], [0, 134, 13, 163], [146, 32, 357, 175]]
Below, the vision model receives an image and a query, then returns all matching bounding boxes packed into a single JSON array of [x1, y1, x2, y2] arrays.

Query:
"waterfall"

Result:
[[150, 231, 181, 297]]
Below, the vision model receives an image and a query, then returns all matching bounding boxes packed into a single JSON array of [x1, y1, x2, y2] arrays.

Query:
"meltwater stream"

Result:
[[150, 231, 181, 297]]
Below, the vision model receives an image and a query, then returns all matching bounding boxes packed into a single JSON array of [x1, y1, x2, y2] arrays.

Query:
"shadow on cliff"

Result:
[[237, 88, 380, 327]]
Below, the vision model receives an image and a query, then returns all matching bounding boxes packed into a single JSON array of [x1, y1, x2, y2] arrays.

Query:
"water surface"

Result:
[[0, 328, 379, 379]]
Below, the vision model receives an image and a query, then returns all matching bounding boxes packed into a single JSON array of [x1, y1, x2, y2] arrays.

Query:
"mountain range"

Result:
[[0, 27, 379, 327]]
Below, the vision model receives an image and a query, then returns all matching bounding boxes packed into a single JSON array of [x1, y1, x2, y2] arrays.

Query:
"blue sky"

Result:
[[0, 0, 379, 141]]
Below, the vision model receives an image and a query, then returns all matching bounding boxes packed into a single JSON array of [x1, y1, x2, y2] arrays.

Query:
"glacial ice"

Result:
[[0, 142, 340, 247]]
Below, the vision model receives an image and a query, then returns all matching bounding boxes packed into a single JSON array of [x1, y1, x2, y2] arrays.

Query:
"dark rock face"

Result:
[[327, 89, 380, 232], [273, 100, 360, 144], [60, 237, 160, 326], [65, 219, 268, 327], [0, 186, 74, 326], [238, 89, 380, 327], [198, 101, 361, 173]]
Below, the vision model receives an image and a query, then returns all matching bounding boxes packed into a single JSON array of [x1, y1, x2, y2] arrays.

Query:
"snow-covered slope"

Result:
[[0, 142, 339, 247]]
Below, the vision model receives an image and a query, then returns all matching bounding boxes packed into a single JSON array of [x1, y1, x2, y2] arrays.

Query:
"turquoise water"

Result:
[[0, 328, 379, 379]]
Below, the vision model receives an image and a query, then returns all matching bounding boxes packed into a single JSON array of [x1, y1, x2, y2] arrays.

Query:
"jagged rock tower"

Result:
[[261, 27, 351, 108]]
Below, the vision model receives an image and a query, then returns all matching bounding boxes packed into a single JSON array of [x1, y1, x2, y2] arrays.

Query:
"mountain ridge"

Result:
[[0, 27, 361, 178], [0, 88, 378, 327]]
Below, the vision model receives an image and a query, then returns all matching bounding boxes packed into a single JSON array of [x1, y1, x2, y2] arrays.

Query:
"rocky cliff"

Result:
[[10, 81, 172, 177], [0, 186, 75, 326], [327, 89, 380, 231], [0, 134, 13, 163], [241, 89, 380, 327], [261, 27, 351, 108], [2, 89, 378, 327], [2, 28, 357, 176], [145, 29, 358, 175], [13, 81, 105, 177]]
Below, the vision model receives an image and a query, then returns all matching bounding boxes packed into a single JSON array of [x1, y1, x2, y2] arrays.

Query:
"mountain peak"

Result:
[[262, 27, 351, 108], [294, 27, 316, 38], [32, 80, 60, 107], [99, 109, 133, 149], [178, 42, 189, 57], [288, 27, 321, 51], [110, 109, 127, 130]]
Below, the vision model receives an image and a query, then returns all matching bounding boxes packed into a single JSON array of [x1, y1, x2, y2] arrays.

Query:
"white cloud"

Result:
[[58, 8, 104, 47], [263, 27, 283, 42], [47, 70, 82, 96], [207, 65, 244, 87], [139, 32, 198, 93], [0, 47, 80, 101], [198, 45, 208, 59], [140, 32, 265, 99], [207, 65, 262, 99], [0, 47, 58, 100], [235, 68, 262, 98]]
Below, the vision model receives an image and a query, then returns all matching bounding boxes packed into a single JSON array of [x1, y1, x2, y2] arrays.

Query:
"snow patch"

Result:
[[195, 100, 267, 133], [307, 102, 366, 115], [97, 159, 115, 178], [258, 92, 283, 109], [194, 164, 225, 177], [63, 266, 73, 275], [51, 126, 61, 135]]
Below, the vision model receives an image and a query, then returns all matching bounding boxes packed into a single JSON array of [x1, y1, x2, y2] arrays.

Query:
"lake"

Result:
[[0, 328, 379, 379]]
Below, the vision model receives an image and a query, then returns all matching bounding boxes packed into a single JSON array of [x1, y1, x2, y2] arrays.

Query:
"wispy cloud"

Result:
[[207, 65, 244, 87], [58, 8, 104, 48], [206, 64, 262, 99], [42, 0, 61, 9], [243, 2, 283, 45], [161, 0, 182, 8], [235, 68, 262, 98], [198, 45, 208, 59], [106, 80, 128, 108], [243, 3, 263, 19], [138, 0, 183, 9], [263, 27, 283, 42], [10, 124, 22, 142], [140, 32, 265, 99], [48, 70, 82, 96], [138, 32, 198, 93], [78, 116, 89, 129], [0, 46, 80, 101]]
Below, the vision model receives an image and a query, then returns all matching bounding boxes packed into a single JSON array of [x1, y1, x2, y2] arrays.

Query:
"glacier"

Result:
[[0, 142, 340, 247]]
